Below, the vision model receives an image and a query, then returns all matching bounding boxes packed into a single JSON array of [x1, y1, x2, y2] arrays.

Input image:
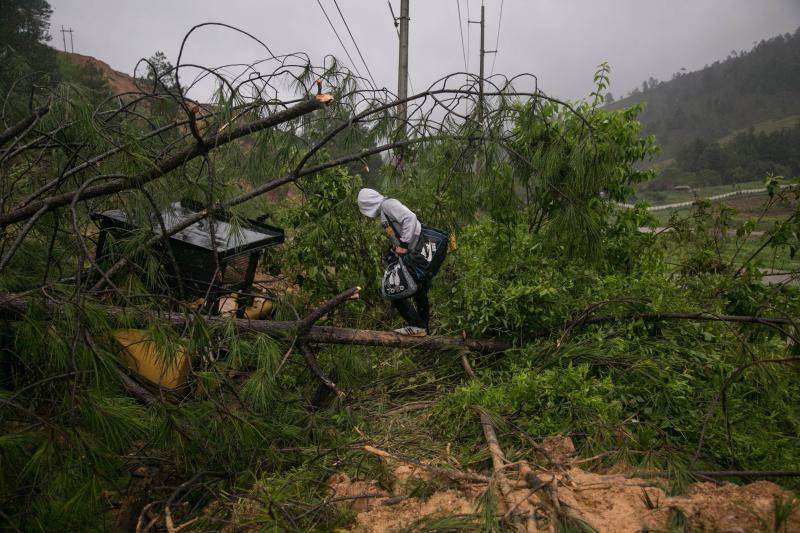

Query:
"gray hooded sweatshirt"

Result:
[[357, 188, 422, 250]]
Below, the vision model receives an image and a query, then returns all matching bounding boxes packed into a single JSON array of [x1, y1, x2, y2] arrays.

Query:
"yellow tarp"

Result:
[[112, 329, 190, 390]]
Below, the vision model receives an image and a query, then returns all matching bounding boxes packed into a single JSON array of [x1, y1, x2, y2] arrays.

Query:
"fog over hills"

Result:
[[610, 27, 800, 161]]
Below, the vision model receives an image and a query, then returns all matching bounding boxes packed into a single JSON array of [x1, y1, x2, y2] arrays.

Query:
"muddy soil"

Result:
[[327, 440, 799, 532]]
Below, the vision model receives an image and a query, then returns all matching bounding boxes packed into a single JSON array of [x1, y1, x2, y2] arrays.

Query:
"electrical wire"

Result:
[[490, 0, 504, 75], [315, 0, 364, 80], [331, 0, 378, 88], [455, 0, 468, 72]]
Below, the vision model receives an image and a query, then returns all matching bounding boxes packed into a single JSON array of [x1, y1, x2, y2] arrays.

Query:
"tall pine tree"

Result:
[[0, 0, 59, 106]]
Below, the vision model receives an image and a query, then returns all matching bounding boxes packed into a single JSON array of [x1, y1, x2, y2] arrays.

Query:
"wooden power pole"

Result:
[[479, 3, 485, 117], [397, 0, 410, 134], [469, 3, 495, 121], [60, 26, 75, 53]]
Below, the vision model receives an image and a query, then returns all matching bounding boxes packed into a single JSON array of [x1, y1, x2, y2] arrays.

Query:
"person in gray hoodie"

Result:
[[357, 188, 430, 337]]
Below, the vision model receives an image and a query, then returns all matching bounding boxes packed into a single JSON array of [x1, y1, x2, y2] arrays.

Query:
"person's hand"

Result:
[[394, 246, 408, 255]]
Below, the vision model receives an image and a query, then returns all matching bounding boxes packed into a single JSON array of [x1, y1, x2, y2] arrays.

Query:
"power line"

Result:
[[315, 0, 364, 79], [490, 0, 504, 75], [331, 0, 378, 88], [455, 0, 468, 71]]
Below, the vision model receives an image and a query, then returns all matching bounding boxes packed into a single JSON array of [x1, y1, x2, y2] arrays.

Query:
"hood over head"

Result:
[[357, 188, 385, 218]]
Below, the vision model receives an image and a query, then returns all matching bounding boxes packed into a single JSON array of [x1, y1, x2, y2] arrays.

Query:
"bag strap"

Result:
[[379, 198, 403, 244]]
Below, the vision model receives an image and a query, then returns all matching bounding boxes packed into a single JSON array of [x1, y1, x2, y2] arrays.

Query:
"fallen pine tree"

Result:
[[0, 289, 512, 353], [1, 289, 795, 354]]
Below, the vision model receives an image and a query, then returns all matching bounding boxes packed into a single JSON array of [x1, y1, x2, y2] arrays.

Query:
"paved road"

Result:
[[760, 268, 796, 286], [638, 227, 765, 238], [620, 184, 797, 212]]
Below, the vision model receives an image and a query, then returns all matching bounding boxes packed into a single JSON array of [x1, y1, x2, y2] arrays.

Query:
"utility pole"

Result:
[[468, 3, 495, 121], [60, 26, 75, 53], [397, 0, 410, 135], [479, 3, 485, 117]]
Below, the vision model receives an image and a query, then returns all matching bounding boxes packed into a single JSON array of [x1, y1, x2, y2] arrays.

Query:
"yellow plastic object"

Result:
[[243, 299, 273, 320], [186, 297, 206, 311], [448, 231, 458, 252], [112, 329, 190, 390]]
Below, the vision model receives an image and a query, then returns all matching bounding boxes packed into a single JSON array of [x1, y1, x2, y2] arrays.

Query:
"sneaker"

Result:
[[393, 326, 428, 337]]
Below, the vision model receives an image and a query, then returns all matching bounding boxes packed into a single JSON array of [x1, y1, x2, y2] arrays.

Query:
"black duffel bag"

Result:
[[417, 224, 449, 277]]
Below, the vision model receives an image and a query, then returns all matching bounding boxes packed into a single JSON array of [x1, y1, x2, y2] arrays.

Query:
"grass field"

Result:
[[661, 231, 800, 272], [718, 114, 800, 145], [641, 189, 800, 271]]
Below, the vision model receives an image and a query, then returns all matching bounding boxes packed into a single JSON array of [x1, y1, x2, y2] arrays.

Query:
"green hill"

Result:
[[610, 27, 800, 162]]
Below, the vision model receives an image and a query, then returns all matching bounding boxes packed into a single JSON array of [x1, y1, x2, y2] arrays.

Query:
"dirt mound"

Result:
[[328, 444, 799, 532], [327, 469, 479, 533], [557, 469, 796, 532], [60, 51, 139, 95]]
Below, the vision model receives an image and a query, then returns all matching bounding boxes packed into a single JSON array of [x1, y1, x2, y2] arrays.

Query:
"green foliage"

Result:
[[0, 0, 59, 104], [397, 513, 480, 532], [433, 267, 800, 479], [270, 164, 385, 300], [57, 54, 112, 100], [771, 493, 800, 532], [144, 50, 175, 90], [504, 72, 657, 258], [437, 214, 661, 338], [426, 184, 800, 489], [557, 515, 598, 533]]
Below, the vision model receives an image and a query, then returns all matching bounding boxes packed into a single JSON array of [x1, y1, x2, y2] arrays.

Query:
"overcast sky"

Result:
[[48, 0, 800, 101]]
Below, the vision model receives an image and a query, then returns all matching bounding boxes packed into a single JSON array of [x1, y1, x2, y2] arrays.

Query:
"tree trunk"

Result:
[[0, 292, 513, 353]]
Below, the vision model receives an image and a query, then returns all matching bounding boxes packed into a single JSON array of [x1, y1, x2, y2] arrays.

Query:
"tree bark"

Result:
[[4, 291, 792, 354], [288, 324, 512, 353], [0, 292, 513, 353]]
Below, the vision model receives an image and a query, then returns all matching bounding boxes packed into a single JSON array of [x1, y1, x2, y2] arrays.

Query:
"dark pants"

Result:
[[392, 275, 431, 331]]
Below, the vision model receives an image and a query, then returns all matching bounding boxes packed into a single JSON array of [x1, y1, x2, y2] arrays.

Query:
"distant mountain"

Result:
[[609, 27, 800, 162]]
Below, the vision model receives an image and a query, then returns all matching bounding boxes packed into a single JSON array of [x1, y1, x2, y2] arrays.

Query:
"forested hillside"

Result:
[[2, 2, 800, 531], [610, 27, 800, 162], [639, 118, 800, 191]]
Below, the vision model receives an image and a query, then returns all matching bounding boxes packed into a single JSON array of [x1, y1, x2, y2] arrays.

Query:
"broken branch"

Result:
[[0, 96, 330, 229], [363, 445, 490, 484]]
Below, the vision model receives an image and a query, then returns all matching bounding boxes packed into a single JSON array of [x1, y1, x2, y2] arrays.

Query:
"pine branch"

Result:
[[0, 96, 330, 229], [0, 103, 50, 147]]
